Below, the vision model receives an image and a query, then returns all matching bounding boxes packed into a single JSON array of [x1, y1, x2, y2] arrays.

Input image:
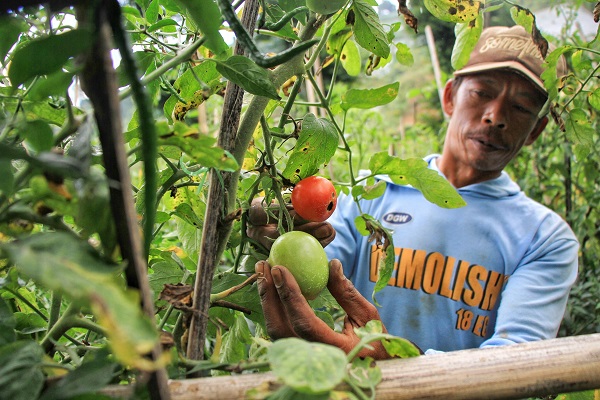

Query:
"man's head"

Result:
[[453, 25, 567, 97], [437, 25, 566, 187]]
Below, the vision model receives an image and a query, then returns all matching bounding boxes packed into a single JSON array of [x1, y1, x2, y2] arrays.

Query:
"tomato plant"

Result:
[[0, 0, 597, 399], [268, 231, 329, 300], [291, 176, 338, 222]]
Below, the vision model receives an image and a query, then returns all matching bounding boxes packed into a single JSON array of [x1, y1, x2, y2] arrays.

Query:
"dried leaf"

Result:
[[397, 0, 418, 33], [159, 283, 194, 311]]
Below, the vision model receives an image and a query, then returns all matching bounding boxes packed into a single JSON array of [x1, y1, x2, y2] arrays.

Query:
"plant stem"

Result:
[[305, 72, 356, 185]]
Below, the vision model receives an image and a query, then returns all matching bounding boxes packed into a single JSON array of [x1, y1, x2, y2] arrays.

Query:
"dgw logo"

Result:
[[382, 212, 412, 224]]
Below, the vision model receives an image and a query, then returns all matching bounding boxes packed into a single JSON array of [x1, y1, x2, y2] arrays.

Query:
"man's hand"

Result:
[[255, 258, 392, 360], [247, 197, 336, 250]]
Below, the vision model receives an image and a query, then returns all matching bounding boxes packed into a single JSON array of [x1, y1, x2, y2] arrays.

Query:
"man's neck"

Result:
[[436, 155, 501, 188]]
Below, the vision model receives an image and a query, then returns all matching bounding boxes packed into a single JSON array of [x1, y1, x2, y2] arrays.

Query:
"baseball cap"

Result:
[[454, 25, 567, 95]]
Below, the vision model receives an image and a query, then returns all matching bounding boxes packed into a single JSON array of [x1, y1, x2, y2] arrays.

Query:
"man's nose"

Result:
[[482, 99, 507, 129]]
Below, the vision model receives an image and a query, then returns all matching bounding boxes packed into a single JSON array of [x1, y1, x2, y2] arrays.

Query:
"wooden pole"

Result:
[[424, 25, 445, 117], [102, 333, 600, 399]]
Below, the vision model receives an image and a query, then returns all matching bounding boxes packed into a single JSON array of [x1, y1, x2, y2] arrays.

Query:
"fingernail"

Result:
[[271, 267, 283, 288], [331, 259, 346, 280], [255, 261, 264, 275]]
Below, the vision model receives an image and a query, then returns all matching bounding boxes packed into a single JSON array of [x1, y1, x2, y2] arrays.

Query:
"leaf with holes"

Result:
[[565, 108, 595, 160], [281, 113, 338, 183], [352, 0, 390, 58], [369, 152, 465, 209]]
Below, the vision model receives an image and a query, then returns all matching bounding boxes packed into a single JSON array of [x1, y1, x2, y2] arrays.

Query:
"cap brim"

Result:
[[454, 61, 546, 94]]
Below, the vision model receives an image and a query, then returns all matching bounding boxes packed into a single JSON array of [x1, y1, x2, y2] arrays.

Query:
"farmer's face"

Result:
[[440, 71, 548, 185]]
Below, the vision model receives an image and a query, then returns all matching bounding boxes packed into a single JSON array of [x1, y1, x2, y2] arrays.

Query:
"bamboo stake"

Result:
[[103, 333, 600, 399]]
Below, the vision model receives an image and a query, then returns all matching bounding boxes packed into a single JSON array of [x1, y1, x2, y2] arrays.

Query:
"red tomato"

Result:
[[291, 176, 337, 222]]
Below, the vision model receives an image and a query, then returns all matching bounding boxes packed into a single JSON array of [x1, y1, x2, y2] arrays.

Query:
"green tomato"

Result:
[[305, 0, 346, 15], [267, 231, 329, 300]]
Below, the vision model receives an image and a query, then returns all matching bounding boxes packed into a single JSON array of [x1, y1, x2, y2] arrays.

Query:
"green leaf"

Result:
[[149, 259, 185, 296], [173, 203, 203, 229], [0, 298, 16, 345], [218, 315, 252, 367], [352, 179, 386, 200], [326, 29, 353, 55], [423, 0, 481, 23], [215, 56, 280, 100], [0, 15, 28, 63], [8, 28, 92, 87], [369, 153, 466, 208], [28, 70, 75, 101], [565, 108, 595, 159], [351, 0, 390, 58], [147, 18, 179, 33], [354, 321, 421, 358], [0, 341, 44, 400], [268, 338, 347, 394], [157, 121, 239, 171], [347, 357, 382, 389], [589, 88, 600, 111], [341, 82, 399, 111], [260, 3, 302, 40], [510, 6, 534, 33], [372, 232, 395, 301], [394, 42, 414, 66], [541, 46, 571, 101], [281, 113, 339, 183], [1, 232, 160, 370], [211, 272, 264, 325], [0, 159, 15, 197], [19, 119, 54, 153], [340, 40, 361, 76], [172, 0, 228, 57], [164, 62, 224, 122], [382, 335, 422, 358], [74, 168, 116, 255], [39, 351, 118, 400], [146, 0, 160, 24], [14, 312, 47, 335], [451, 17, 483, 70]]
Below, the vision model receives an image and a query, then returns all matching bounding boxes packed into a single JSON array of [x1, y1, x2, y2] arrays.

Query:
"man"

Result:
[[248, 25, 579, 358]]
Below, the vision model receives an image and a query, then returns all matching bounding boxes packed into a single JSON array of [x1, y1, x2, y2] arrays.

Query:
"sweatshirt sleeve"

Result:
[[479, 217, 579, 348]]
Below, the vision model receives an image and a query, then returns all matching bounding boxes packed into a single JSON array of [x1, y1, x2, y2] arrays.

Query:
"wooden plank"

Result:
[[102, 333, 600, 399]]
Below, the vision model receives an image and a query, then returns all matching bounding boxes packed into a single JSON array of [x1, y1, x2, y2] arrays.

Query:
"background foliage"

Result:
[[0, 0, 598, 398]]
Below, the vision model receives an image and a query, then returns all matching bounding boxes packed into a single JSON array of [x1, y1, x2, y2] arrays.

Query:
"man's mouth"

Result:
[[471, 137, 506, 151]]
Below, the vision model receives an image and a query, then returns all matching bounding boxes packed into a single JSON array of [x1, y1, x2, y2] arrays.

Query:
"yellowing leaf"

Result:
[[423, 0, 481, 23]]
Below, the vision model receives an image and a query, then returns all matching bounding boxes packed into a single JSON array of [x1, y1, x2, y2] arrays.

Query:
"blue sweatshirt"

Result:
[[325, 155, 579, 352]]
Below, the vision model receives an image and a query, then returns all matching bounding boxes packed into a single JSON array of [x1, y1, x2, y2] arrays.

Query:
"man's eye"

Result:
[[515, 104, 533, 114], [472, 90, 489, 98]]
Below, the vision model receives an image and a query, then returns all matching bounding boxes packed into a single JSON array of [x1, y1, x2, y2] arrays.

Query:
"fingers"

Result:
[[255, 261, 296, 339], [248, 197, 303, 226], [327, 259, 386, 331], [246, 225, 280, 250], [247, 197, 336, 249], [271, 265, 352, 348], [296, 222, 336, 247]]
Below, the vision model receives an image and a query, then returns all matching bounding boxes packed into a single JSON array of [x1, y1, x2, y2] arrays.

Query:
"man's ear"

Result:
[[442, 79, 455, 116], [525, 116, 548, 145]]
